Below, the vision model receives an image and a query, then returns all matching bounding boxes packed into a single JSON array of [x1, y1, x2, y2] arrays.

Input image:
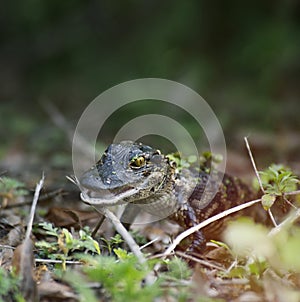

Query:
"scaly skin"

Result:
[[78, 142, 263, 251]]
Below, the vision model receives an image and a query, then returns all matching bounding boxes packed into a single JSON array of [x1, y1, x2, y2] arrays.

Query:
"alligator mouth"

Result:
[[80, 185, 138, 206]]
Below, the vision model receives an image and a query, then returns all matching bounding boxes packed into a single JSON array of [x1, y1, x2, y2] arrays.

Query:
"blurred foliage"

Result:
[[0, 267, 24, 302], [35, 223, 100, 270], [260, 164, 299, 194], [0, 177, 28, 207], [1, 0, 300, 156]]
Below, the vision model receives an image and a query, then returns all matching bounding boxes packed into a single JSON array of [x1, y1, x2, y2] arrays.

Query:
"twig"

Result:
[[174, 251, 225, 271], [268, 208, 300, 236], [267, 209, 277, 227], [15, 174, 44, 302], [244, 137, 264, 192], [283, 195, 297, 209], [163, 198, 261, 257], [91, 205, 147, 265], [35, 259, 82, 265], [26, 174, 45, 240], [0, 244, 15, 250], [93, 206, 156, 284], [283, 190, 300, 196], [244, 136, 278, 226], [91, 215, 106, 237], [140, 238, 159, 250]]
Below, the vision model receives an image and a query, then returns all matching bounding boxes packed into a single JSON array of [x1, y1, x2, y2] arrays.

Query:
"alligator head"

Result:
[[79, 142, 175, 206]]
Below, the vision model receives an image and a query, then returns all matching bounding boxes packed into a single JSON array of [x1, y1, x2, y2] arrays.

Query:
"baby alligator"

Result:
[[78, 142, 272, 252]]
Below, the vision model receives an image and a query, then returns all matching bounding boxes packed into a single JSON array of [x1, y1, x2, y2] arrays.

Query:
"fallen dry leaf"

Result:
[[46, 207, 101, 229], [13, 239, 37, 301]]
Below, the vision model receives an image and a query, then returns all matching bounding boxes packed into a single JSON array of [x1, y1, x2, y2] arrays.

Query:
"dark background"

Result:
[[1, 0, 300, 176]]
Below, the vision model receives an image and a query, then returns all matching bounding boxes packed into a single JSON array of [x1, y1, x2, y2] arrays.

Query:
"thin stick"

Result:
[[244, 137, 264, 192], [267, 209, 277, 227], [0, 244, 15, 250], [16, 174, 44, 301], [140, 238, 159, 251], [163, 198, 261, 257], [35, 259, 82, 265], [174, 251, 225, 271], [148, 251, 224, 270], [244, 137, 300, 201], [283, 196, 297, 209], [244, 137, 278, 226], [283, 190, 300, 196], [26, 174, 45, 240], [91, 215, 106, 237], [268, 208, 300, 236], [91, 206, 147, 265]]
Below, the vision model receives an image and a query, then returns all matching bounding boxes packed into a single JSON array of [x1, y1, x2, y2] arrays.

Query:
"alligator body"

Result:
[[78, 142, 268, 251]]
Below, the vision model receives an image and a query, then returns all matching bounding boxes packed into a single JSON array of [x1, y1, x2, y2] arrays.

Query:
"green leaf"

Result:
[[82, 255, 161, 302], [38, 222, 59, 237], [258, 164, 299, 195], [0, 267, 24, 301], [62, 228, 74, 246], [113, 248, 132, 260], [227, 266, 247, 278], [210, 239, 230, 250], [261, 194, 276, 210], [92, 239, 101, 255], [0, 177, 29, 200], [248, 259, 268, 276], [0, 177, 26, 191]]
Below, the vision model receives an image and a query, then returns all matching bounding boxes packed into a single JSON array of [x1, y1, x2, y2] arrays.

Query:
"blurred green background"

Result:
[[1, 0, 300, 175]]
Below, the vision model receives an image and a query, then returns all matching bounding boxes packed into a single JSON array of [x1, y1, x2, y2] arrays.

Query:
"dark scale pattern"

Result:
[[170, 173, 255, 252]]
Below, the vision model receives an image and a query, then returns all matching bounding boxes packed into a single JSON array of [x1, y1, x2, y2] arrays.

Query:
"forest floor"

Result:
[[1, 129, 300, 302]]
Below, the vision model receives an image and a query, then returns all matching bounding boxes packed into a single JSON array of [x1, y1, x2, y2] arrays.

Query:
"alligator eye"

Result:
[[130, 156, 145, 169]]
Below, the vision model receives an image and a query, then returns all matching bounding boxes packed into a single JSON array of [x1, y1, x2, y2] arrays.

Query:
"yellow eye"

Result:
[[130, 156, 145, 169]]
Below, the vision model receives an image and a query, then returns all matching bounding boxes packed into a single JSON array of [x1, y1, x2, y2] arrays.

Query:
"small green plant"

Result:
[[113, 247, 134, 261], [0, 177, 28, 205], [0, 267, 25, 302], [166, 152, 193, 171], [100, 231, 147, 256], [255, 164, 299, 210], [166, 151, 222, 172], [77, 255, 162, 302], [259, 164, 299, 195], [35, 223, 100, 269], [101, 233, 124, 254], [61, 253, 195, 302]]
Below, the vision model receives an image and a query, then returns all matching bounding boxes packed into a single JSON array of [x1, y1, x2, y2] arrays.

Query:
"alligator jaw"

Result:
[[80, 186, 139, 206]]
